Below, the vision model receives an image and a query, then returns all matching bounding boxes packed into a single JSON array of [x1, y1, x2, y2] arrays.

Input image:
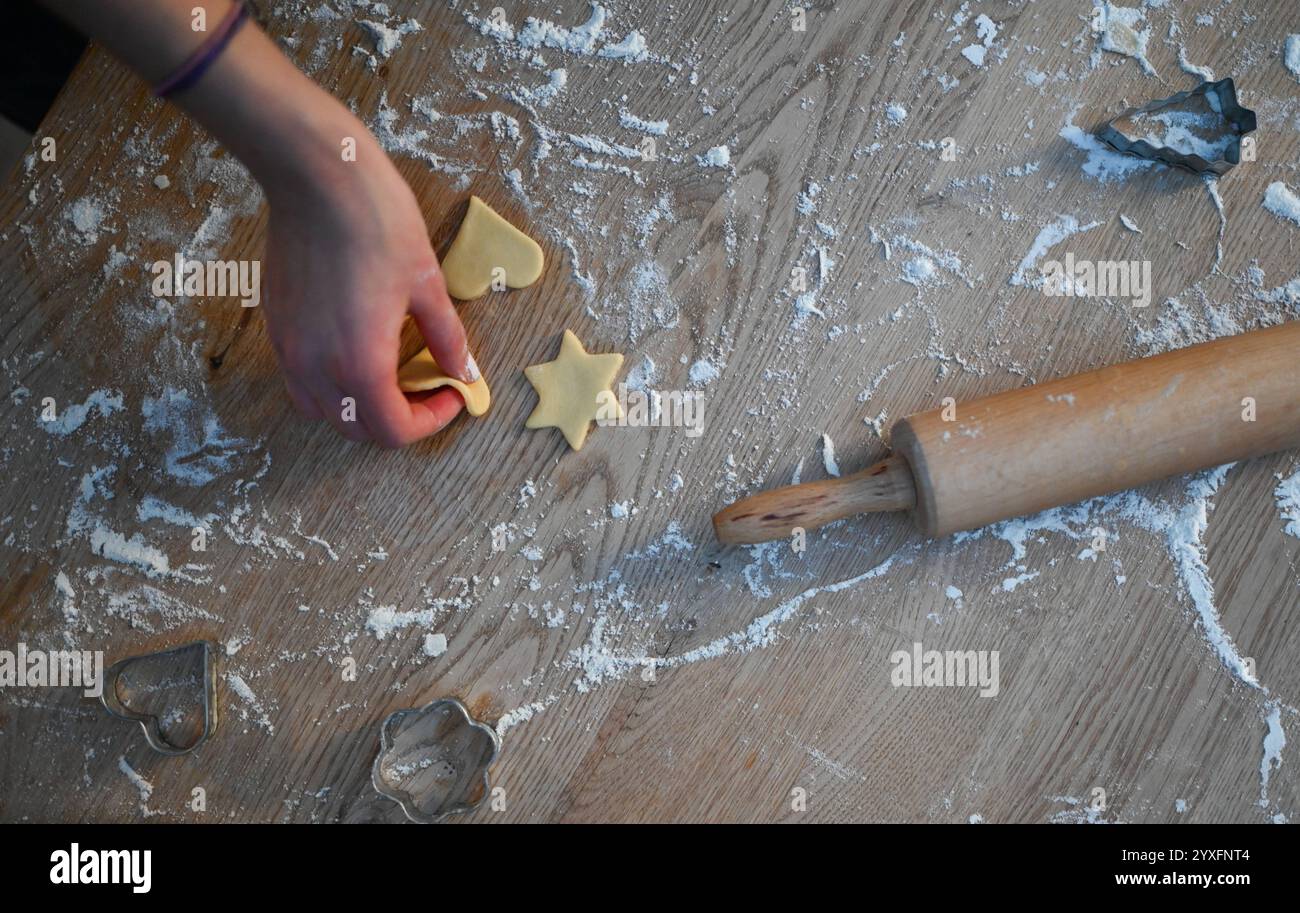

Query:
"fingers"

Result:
[[316, 381, 372, 443], [280, 349, 464, 447], [273, 263, 472, 447], [351, 365, 465, 448], [407, 386, 467, 433], [409, 265, 476, 384]]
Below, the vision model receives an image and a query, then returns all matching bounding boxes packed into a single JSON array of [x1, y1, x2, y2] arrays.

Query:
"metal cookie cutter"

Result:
[[101, 640, 218, 755], [1096, 78, 1256, 176], [372, 697, 500, 823]]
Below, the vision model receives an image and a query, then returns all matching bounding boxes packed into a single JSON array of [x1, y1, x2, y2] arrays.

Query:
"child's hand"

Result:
[[40, 2, 474, 447], [260, 129, 476, 447]]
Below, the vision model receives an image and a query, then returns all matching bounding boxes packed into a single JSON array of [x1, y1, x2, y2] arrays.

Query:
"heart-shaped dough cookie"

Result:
[[440, 196, 544, 299], [398, 348, 491, 416]]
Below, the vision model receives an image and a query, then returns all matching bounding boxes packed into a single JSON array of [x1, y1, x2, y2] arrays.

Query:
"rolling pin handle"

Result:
[[712, 454, 916, 546]]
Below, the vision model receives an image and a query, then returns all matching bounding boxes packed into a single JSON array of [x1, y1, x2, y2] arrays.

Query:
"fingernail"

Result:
[[462, 351, 481, 383]]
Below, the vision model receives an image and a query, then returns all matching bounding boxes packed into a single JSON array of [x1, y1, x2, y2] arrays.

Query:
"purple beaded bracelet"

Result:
[[153, 2, 249, 98]]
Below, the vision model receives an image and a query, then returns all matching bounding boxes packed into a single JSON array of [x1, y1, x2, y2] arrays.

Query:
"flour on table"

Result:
[[39, 390, 123, 436], [1094, 2, 1157, 77], [365, 604, 436, 640], [1262, 182, 1300, 227], [821, 433, 840, 478], [1177, 47, 1214, 82], [1284, 35, 1300, 81], [688, 358, 721, 387], [1009, 215, 1102, 287], [423, 633, 448, 658], [1276, 467, 1300, 539], [1059, 110, 1157, 183], [697, 145, 730, 168], [619, 110, 667, 135], [118, 757, 159, 817], [226, 672, 274, 734], [357, 17, 422, 59], [960, 14, 999, 68], [1259, 702, 1286, 808]]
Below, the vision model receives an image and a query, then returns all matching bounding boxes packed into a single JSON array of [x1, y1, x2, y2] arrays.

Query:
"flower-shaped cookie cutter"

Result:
[[100, 640, 218, 755], [1095, 78, 1256, 176], [371, 697, 500, 823]]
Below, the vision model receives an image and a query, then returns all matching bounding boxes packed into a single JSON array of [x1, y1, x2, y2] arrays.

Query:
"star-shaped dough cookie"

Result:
[[523, 330, 624, 451]]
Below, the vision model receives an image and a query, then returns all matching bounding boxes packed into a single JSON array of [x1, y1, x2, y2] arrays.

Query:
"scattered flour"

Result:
[[466, 3, 658, 64], [1118, 466, 1261, 689], [1276, 467, 1300, 538], [496, 700, 550, 736], [141, 388, 249, 486], [226, 672, 274, 734], [619, 110, 667, 135], [1262, 182, 1300, 227], [624, 355, 656, 391], [1259, 701, 1286, 808], [39, 389, 123, 435], [366, 604, 436, 640], [961, 14, 998, 68], [697, 145, 730, 168], [54, 571, 77, 622], [1095, 2, 1157, 76], [1059, 110, 1156, 183], [1000, 570, 1039, 592], [117, 757, 158, 817], [67, 197, 108, 245], [902, 256, 937, 287], [357, 17, 422, 59], [1009, 215, 1102, 287], [821, 433, 840, 477], [688, 358, 721, 386], [89, 527, 172, 579], [1285, 35, 1300, 81], [1177, 47, 1214, 82]]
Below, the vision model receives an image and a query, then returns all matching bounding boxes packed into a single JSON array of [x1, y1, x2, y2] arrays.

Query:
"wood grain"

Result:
[[1, 0, 1298, 823]]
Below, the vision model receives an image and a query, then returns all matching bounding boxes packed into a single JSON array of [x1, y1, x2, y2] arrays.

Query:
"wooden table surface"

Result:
[[2, 0, 1299, 823]]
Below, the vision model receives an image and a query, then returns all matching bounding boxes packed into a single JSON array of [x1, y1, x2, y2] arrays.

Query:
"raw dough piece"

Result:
[[523, 330, 624, 451], [398, 349, 491, 416], [441, 196, 545, 299]]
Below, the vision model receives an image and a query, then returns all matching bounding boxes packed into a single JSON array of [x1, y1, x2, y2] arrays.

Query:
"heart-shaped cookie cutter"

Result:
[[100, 640, 218, 755], [371, 697, 500, 823]]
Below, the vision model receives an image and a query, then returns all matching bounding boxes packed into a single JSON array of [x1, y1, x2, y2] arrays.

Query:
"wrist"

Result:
[[251, 102, 381, 210], [173, 20, 380, 206]]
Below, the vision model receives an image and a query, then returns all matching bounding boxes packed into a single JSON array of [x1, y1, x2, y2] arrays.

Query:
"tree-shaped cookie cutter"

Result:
[[100, 640, 218, 755], [1095, 78, 1256, 176], [371, 697, 500, 823]]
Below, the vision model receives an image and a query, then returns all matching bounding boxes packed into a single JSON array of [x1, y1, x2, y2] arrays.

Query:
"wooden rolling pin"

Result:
[[714, 321, 1300, 544]]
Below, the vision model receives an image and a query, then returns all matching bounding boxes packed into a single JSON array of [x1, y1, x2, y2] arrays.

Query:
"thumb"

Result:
[[409, 264, 476, 383]]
